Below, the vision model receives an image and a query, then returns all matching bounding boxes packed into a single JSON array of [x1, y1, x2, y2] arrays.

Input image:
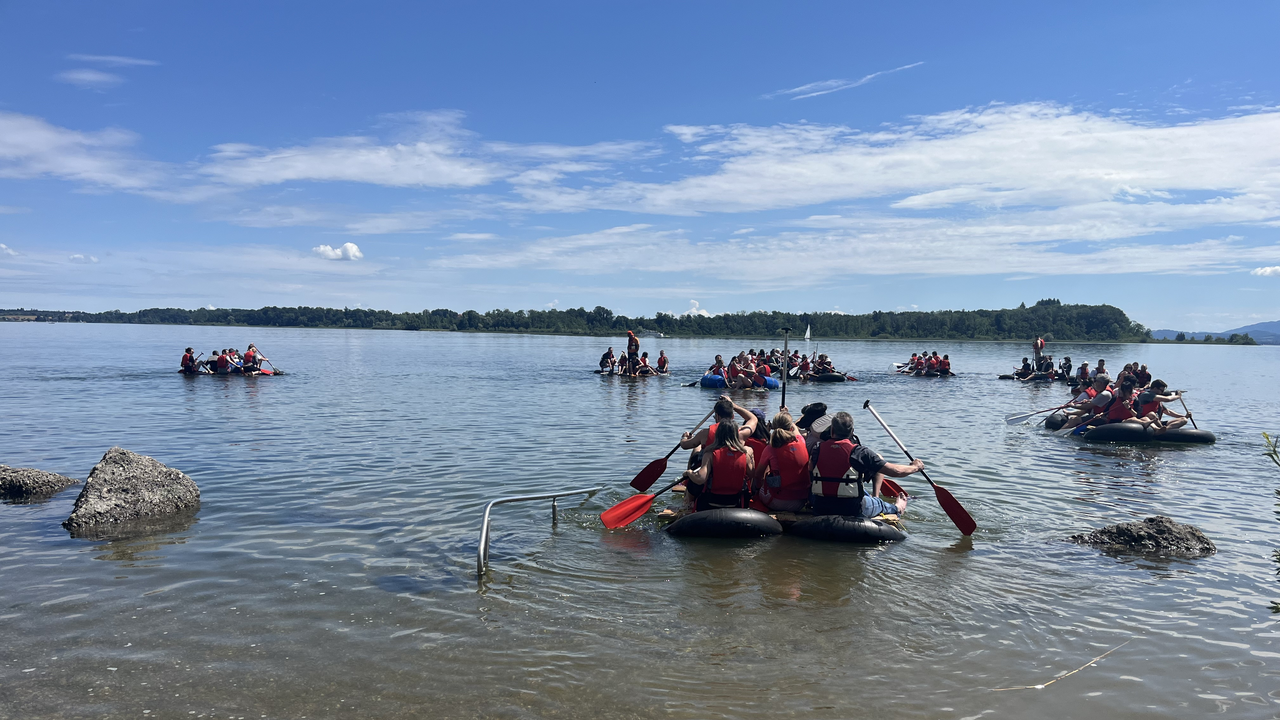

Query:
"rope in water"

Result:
[[990, 640, 1130, 692]]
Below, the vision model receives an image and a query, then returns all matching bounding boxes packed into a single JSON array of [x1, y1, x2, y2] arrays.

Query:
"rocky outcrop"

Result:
[[1069, 515, 1216, 558], [0, 465, 80, 502], [62, 448, 200, 538]]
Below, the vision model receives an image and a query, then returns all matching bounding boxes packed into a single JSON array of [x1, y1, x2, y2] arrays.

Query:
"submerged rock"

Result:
[[62, 448, 200, 537], [1069, 515, 1215, 558], [0, 465, 80, 502]]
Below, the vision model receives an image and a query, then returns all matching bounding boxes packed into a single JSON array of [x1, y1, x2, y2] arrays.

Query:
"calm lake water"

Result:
[[2, 323, 1279, 719]]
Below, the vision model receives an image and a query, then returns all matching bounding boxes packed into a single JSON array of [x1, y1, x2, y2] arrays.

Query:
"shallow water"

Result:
[[2, 324, 1279, 719]]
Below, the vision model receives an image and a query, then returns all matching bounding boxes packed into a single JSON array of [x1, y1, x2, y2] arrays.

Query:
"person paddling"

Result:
[[215, 349, 231, 375], [753, 409, 811, 512], [808, 412, 922, 518], [1059, 374, 1114, 431], [181, 347, 198, 374], [939, 354, 953, 376], [678, 420, 755, 511], [1135, 380, 1189, 433]]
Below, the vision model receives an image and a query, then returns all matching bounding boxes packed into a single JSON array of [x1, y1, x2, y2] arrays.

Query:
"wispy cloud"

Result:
[[765, 62, 924, 100], [448, 232, 497, 241], [312, 242, 364, 260], [0, 243, 17, 256], [67, 54, 159, 67], [55, 68, 124, 91], [0, 112, 164, 190], [68, 253, 99, 263], [0, 205, 30, 214]]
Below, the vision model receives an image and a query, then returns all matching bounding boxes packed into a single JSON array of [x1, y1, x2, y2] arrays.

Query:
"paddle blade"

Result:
[[600, 493, 657, 529], [880, 478, 906, 498], [259, 368, 274, 376], [932, 483, 977, 536], [629, 457, 668, 491], [1005, 412, 1032, 425]]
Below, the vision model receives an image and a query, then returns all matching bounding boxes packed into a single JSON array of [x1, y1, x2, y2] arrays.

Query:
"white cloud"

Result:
[[201, 111, 503, 188], [344, 212, 442, 235], [0, 205, 28, 214], [765, 62, 925, 100], [229, 205, 333, 228], [0, 111, 164, 190], [447, 232, 497, 241], [0, 243, 16, 256], [732, 228, 755, 235], [1252, 266, 1280, 276], [684, 300, 712, 317], [312, 242, 364, 261], [68, 254, 99, 263], [56, 69, 124, 91], [66, 54, 159, 67]]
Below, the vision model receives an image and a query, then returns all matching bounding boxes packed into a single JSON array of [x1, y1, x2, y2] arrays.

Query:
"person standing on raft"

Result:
[[809, 412, 922, 518], [624, 331, 640, 376]]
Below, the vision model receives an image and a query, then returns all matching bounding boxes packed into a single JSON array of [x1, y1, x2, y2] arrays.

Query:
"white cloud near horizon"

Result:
[[55, 68, 124, 91], [67, 54, 159, 67], [1252, 266, 1280, 276], [312, 242, 364, 260], [765, 62, 925, 100]]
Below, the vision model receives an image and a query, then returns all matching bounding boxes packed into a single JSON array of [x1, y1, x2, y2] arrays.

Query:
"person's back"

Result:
[[216, 351, 230, 374], [808, 412, 918, 518]]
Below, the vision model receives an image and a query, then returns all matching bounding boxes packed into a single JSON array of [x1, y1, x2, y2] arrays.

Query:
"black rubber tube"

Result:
[[786, 515, 906, 543], [665, 508, 784, 538]]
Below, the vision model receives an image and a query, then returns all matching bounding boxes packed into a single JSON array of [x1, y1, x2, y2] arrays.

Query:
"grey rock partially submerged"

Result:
[[63, 448, 200, 538], [0, 465, 80, 503], [1070, 515, 1216, 558]]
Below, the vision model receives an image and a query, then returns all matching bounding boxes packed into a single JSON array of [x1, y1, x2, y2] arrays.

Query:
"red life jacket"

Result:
[[1083, 386, 1098, 398], [707, 447, 749, 495], [182, 353, 195, 370], [245, 350, 257, 363], [757, 364, 771, 377], [216, 354, 229, 370], [726, 363, 741, 379], [940, 358, 951, 372], [799, 359, 810, 372], [1104, 392, 1136, 422], [657, 356, 668, 371], [759, 438, 810, 501], [812, 438, 861, 498], [926, 356, 939, 370], [745, 437, 767, 469], [1137, 396, 1161, 416]]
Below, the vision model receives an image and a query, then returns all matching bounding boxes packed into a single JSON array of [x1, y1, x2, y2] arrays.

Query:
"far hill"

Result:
[[1152, 320, 1277, 344]]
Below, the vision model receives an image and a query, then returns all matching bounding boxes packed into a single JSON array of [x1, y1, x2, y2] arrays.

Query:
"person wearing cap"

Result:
[[1075, 361, 1090, 384], [1058, 355, 1073, 379], [809, 412, 923, 518], [1135, 380, 1189, 432], [180, 347, 198, 374]]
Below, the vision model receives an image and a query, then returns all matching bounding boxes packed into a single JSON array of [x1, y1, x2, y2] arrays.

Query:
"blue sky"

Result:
[[2, 2, 1279, 331]]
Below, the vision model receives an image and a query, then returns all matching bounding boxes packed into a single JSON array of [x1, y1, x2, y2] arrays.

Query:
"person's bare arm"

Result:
[[881, 458, 924, 478]]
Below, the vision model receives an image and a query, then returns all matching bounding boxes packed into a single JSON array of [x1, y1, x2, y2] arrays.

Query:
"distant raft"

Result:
[[665, 508, 783, 538], [1044, 413, 1216, 444], [810, 373, 847, 383], [699, 375, 780, 389], [786, 515, 906, 544]]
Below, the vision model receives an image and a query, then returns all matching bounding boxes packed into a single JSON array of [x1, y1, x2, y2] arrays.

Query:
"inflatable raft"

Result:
[[665, 508, 783, 537], [699, 374, 780, 389], [810, 372, 847, 383], [786, 515, 906, 544], [1044, 413, 1215, 444]]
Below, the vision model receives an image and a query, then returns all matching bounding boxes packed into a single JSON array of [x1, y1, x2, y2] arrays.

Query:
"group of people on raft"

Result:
[[702, 349, 844, 388], [1054, 361, 1190, 434], [179, 345, 272, 375], [600, 331, 669, 376], [897, 351, 954, 376], [672, 396, 924, 518]]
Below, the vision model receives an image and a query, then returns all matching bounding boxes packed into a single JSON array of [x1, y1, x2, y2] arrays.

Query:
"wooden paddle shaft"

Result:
[[1179, 396, 1198, 429], [862, 401, 937, 488]]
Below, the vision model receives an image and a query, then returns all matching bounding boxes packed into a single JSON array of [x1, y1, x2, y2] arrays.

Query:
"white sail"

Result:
[[804, 324, 810, 341]]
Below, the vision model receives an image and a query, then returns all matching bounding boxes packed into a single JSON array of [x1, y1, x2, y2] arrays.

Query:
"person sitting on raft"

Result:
[[181, 347, 199, 374], [813, 354, 835, 375], [752, 409, 811, 512], [939, 354, 953, 375], [809, 412, 920, 518], [1135, 380, 1189, 433], [215, 349, 233, 375], [656, 350, 669, 374], [1058, 375, 1115, 431], [599, 347, 617, 373], [1134, 364, 1152, 388], [925, 352, 940, 374], [703, 355, 727, 380], [726, 353, 756, 389], [243, 344, 268, 373], [751, 358, 773, 387], [1015, 357, 1033, 379], [636, 352, 657, 376], [679, 396, 760, 453], [1059, 356, 1073, 379], [1075, 361, 1090, 384], [679, 420, 756, 512], [1091, 359, 1107, 379], [797, 353, 811, 379], [901, 353, 917, 373]]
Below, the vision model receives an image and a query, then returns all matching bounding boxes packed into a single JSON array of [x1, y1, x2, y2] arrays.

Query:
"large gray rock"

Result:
[[62, 448, 200, 536], [1069, 515, 1216, 558], [0, 465, 80, 502]]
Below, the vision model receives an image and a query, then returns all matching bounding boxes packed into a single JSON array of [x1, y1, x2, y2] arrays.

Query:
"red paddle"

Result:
[[880, 477, 908, 498], [629, 408, 717, 491], [862, 400, 977, 536], [601, 478, 684, 529]]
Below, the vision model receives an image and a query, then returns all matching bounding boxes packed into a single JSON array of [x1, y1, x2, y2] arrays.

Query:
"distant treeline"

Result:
[[1, 298, 1235, 343]]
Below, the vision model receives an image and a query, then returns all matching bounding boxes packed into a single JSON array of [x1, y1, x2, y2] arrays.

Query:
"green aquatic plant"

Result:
[[1266, 433, 1280, 470]]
